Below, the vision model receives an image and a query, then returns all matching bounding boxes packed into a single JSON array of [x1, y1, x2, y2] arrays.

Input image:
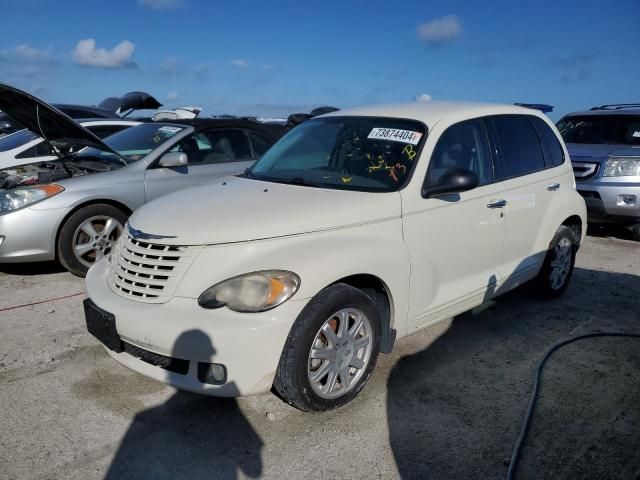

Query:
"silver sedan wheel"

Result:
[[72, 215, 123, 268], [549, 237, 573, 290], [307, 308, 373, 399]]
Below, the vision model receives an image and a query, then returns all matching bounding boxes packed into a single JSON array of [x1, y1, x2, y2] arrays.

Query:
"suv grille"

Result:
[[107, 233, 199, 303], [572, 161, 599, 179]]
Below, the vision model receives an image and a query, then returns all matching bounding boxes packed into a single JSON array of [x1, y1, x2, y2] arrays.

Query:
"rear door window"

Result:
[[530, 117, 565, 168], [488, 115, 545, 179]]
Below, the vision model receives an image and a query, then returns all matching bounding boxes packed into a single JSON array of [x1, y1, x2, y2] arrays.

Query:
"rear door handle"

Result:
[[546, 183, 560, 191], [487, 199, 507, 209]]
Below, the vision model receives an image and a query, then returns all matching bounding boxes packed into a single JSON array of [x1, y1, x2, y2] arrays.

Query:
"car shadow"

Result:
[[105, 330, 263, 480], [386, 267, 640, 479], [587, 223, 636, 241], [0, 261, 66, 276]]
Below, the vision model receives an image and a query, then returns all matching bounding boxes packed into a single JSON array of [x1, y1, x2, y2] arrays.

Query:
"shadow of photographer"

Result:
[[106, 330, 263, 480]]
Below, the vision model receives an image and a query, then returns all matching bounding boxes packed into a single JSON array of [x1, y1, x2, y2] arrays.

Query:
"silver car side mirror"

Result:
[[158, 152, 188, 168]]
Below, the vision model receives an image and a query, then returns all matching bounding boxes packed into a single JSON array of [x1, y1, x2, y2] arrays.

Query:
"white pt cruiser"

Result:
[[85, 102, 587, 411]]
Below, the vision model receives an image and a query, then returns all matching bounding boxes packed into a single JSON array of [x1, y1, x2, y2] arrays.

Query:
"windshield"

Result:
[[76, 123, 186, 163], [557, 115, 640, 146], [249, 116, 427, 192], [0, 129, 38, 152]]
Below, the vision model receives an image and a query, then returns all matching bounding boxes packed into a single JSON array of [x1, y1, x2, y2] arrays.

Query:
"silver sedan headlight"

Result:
[[0, 184, 64, 214], [198, 270, 301, 312], [603, 157, 640, 177]]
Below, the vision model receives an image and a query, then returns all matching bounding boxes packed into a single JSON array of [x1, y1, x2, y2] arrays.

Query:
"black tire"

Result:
[[630, 224, 640, 242], [274, 283, 382, 412], [531, 225, 577, 299], [57, 204, 128, 277]]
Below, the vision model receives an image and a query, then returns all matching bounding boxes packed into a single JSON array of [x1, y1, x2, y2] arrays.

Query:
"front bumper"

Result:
[[85, 259, 309, 397], [577, 181, 640, 226], [0, 206, 64, 262]]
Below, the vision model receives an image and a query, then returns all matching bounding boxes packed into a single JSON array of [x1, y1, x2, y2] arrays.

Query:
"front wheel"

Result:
[[531, 225, 577, 299], [274, 283, 381, 412], [57, 204, 128, 277]]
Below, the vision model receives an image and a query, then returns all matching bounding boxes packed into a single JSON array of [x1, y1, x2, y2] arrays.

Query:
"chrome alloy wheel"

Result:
[[549, 237, 573, 290], [72, 215, 123, 268], [307, 308, 373, 399]]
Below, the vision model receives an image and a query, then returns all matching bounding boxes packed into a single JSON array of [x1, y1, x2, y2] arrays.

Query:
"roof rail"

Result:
[[590, 103, 640, 111], [514, 103, 554, 113]]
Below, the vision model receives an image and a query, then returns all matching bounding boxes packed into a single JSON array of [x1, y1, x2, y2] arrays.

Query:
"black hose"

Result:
[[506, 332, 640, 480]]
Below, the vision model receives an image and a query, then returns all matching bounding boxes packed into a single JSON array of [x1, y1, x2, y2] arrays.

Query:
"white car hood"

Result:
[[127, 176, 402, 245]]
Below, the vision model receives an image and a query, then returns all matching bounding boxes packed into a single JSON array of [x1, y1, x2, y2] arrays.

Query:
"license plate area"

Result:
[[84, 299, 123, 352]]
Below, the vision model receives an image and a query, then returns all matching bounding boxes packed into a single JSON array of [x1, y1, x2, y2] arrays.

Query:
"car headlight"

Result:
[[198, 270, 300, 312], [603, 157, 640, 177], [0, 184, 64, 214]]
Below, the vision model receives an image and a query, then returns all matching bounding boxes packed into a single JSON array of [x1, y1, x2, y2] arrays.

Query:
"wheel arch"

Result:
[[328, 273, 396, 354], [561, 214, 583, 246], [54, 199, 133, 259]]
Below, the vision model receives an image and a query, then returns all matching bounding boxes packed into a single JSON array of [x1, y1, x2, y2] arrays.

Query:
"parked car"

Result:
[[0, 90, 161, 137], [557, 104, 640, 239], [0, 119, 141, 170], [0, 84, 286, 275], [84, 101, 587, 411]]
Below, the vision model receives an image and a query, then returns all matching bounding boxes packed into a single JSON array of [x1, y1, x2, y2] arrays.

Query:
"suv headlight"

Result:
[[198, 270, 301, 312], [0, 184, 64, 214], [603, 157, 640, 177]]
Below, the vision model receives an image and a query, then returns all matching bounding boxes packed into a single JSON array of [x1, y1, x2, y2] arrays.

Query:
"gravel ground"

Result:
[[0, 233, 638, 480]]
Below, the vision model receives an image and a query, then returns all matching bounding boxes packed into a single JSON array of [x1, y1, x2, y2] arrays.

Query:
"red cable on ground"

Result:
[[0, 292, 85, 313]]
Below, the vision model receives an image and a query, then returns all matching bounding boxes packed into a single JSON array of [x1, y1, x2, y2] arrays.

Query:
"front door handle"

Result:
[[487, 199, 507, 209], [546, 183, 560, 191]]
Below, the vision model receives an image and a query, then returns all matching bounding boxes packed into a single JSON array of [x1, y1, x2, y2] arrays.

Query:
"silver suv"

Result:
[[557, 104, 640, 240]]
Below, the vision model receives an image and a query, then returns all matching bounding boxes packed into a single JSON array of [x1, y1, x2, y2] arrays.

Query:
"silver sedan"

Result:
[[0, 84, 285, 275]]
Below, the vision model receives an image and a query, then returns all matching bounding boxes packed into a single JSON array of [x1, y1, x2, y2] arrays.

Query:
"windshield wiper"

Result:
[[287, 176, 319, 187]]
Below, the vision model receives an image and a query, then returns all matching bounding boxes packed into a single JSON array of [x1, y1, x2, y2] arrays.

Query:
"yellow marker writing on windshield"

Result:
[[402, 144, 416, 161]]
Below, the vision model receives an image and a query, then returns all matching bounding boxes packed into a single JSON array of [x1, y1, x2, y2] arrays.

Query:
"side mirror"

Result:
[[158, 152, 188, 168], [422, 168, 479, 198]]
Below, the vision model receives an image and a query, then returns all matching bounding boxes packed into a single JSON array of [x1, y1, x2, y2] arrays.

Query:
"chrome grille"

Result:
[[108, 233, 198, 303]]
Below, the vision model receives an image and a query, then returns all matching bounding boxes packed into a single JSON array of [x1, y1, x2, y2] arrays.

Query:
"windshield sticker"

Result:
[[368, 127, 422, 145], [158, 126, 181, 134], [633, 131, 640, 138]]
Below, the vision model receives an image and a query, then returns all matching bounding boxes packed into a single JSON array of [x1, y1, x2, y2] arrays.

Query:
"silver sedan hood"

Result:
[[0, 83, 114, 154], [127, 176, 401, 246]]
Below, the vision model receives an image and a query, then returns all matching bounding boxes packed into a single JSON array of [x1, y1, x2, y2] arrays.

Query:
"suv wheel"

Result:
[[630, 224, 640, 241], [274, 283, 381, 411], [532, 225, 577, 299], [58, 204, 127, 277]]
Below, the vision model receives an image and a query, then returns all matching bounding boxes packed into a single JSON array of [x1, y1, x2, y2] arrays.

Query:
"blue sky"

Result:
[[0, 0, 638, 120]]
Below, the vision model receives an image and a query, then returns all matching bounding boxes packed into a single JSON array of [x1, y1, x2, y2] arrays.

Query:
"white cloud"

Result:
[[72, 39, 136, 68], [14, 44, 52, 62], [138, 0, 185, 10], [230, 59, 249, 68], [417, 14, 462, 46], [415, 94, 432, 102], [166, 91, 179, 101]]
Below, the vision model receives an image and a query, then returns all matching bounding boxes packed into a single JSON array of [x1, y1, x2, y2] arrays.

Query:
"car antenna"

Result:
[[36, 103, 74, 178]]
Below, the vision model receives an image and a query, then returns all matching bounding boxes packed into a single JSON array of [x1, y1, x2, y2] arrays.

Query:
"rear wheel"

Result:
[[531, 225, 577, 299], [57, 204, 127, 277], [274, 283, 381, 411]]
